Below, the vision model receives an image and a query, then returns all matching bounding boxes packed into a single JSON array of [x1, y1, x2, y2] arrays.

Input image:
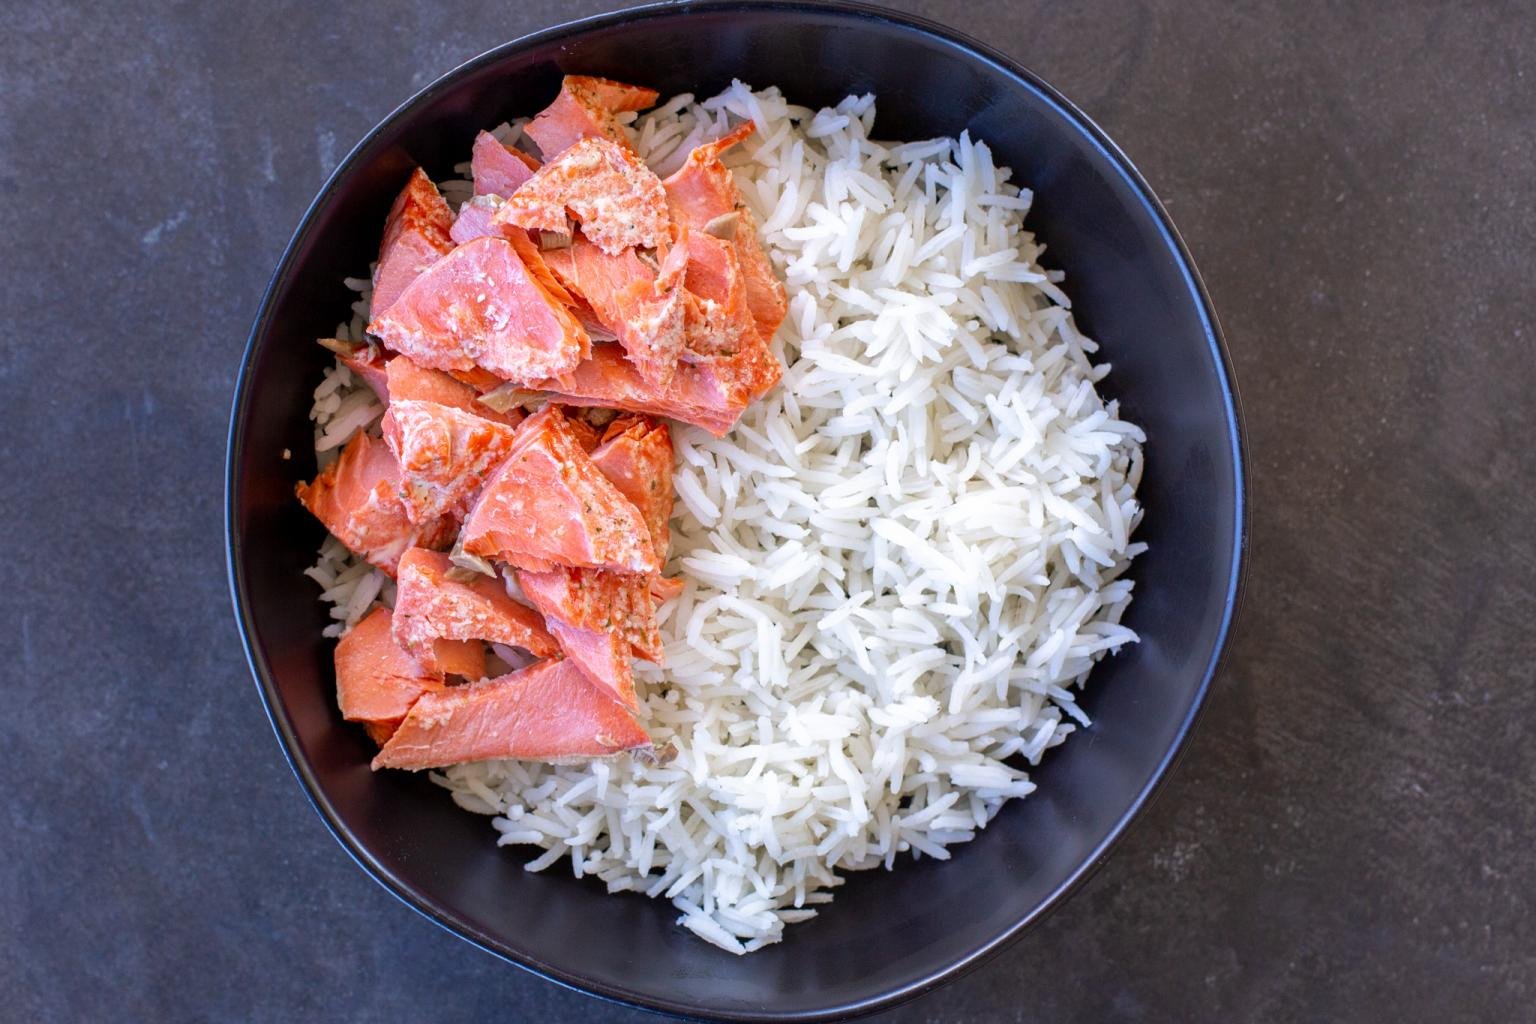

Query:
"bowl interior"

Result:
[[228, 3, 1242, 1019]]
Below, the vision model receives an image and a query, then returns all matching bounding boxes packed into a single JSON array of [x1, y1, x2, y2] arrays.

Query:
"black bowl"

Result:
[[226, 2, 1246, 1019]]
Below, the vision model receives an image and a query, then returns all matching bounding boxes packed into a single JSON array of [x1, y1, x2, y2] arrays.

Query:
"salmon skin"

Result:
[[499, 136, 671, 257], [333, 607, 446, 744], [296, 432, 453, 576], [392, 548, 558, 672], [524, 75, 659, 160], [371, 657, 651, 770], [460, 404, 658, 573], [368, 236, 591, 384], [372, 168, 455, 317]]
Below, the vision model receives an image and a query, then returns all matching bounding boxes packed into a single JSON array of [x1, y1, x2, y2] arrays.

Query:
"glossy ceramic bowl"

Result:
[[226, 2, 1246, 1019]]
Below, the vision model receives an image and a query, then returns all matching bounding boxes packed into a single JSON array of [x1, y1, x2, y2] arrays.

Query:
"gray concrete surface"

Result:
[[2, 0, 1533, 1020]]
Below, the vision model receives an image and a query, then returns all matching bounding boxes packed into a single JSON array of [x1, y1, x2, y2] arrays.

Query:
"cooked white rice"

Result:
[[306, 82, 1145, 953]]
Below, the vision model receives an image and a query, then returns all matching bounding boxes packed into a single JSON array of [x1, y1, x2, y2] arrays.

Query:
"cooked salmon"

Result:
[[650, 574, 685, 603], [333, 343, 390, 401], [333, 606, 446, 743], [382, 398, 521, 524], [498, 136, 671, 257], [384, 355, 522, 428], [471, 130, 539, 198], [590, 415, 674, 557], [296, 432, 453, 576], [561, 408, 601, 453], [533, 340, 781, 437], [449, 194, 507, 246], [518, 566, 663, 664], [372, 168, 455, 317], [524, 75, 659, 160], [367, 236, 590, 384], [460, 404, 657, 573], [542, 617, 638, 710], [543, 231, 686, 388], [679, 230, 758, 360], [662, 124, 788, 343], [371, 657, 651, 770], [392, 548, 558, 674]]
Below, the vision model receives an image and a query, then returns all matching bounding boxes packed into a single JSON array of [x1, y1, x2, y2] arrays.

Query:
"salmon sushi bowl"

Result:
[[227, 3, 1244, 1018]]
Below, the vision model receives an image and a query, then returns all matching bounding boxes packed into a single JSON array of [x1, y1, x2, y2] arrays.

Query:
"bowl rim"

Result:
[[225, 1, 1249, 1019]]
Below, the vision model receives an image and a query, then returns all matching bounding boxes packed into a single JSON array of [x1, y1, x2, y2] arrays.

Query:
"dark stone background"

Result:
[[3, 1, 1532, 1020]]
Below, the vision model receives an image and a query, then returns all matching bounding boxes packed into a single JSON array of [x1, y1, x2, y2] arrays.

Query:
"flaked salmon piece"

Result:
[[471, 130, 540, 198], [334, 607, 445, 744], [383, 399, 521, 524], [518, 567, 663, 664], [524, 75, 659, 160], [460, 404, 657, 573], [590, 415, 674, 557], [679, 231, 758, 360], [373, 168, 455, 317], [446, 366, 507, 392], [662, 124, 788, 343], [561, 409, 601, 453], [449, 194, 509, 246], [296, 432, 453, 576], [371, 657, 651, 770], [533, 340, 781, 437], [385, 355, 521, 428], [437, 639, 488, 680], [363, 721, 398, 746], [330, 343, 391, 401], [368, 236, 590, 384], [650, 574, 685, 603], [393, 548, 558, 674], [497, 136, 671, 257], [543, 617, 638, 710], [543, 231, 685, 387]]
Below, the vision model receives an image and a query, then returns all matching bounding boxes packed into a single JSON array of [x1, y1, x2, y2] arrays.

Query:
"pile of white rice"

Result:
[[306, 83, 1146, 953]]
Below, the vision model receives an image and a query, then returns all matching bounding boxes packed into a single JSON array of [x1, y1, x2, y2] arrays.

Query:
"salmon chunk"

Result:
[[518, 567, 663, 664], [383, 399, 521, 524], [385, 356, 522, 429], [524, 75, 659, 160], [679, 230, 758, 360], [534, 340, 781, 437], [471, 130, 539, 198], [497, 137, 671, 258], [543, 231, 686, 387], [372, 168, 455, 317], [371, 657, 651, 770], [367, 236, 590, 384], [662, 124, 787, 343], [392, 548, 558, 673], [449, 194, 507, 246], [333, 607, 446, 743], [590, 415, 674, 557], [544, 617, 638, 710], [296, 432, 453, 576], [460, 404, 657, 573], [650, 574, 685, 603], [331, 343, 390, 401]]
